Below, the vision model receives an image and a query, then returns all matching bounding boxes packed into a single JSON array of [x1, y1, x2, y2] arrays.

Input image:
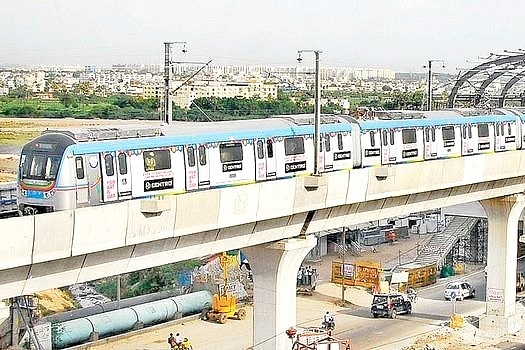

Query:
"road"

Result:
[[83, 271, 488, 350]]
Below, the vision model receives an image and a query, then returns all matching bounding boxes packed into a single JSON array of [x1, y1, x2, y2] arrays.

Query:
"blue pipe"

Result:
[[53, 290, 212, 349]]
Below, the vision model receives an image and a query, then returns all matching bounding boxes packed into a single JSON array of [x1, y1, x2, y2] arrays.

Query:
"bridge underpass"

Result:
[[3, 151, 525, 348]]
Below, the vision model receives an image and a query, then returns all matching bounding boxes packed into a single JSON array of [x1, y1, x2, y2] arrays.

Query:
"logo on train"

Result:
[[144, 178, 174, 192], [364, 148, 380, 157], [223, 162, 243, 172], [478, 142, 490, 151], [402, 149, 418, 158], [285, 161, 306, 173], [334, 151, 351, 160]]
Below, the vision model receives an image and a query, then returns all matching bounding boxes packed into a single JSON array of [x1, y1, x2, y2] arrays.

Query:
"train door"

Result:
[[424, 127, 438, 159], [116, 152, 132, 200], [265, 139, 277, 179], [461, 125, 475, 155], [84, 154, 102, 206], [495, 122, 516, 152], [255, 139, 267, 181], [101, 152, 118, 202], [323, 134, 334, 171], [381, 129, 397, 164], [184, 145, 198, 191], [360, 130, 381, 167], [197, 144, 210, 189], [74, 155, 89, 207]]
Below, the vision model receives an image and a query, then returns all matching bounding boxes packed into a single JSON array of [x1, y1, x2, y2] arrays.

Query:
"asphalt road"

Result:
[[82, 271, 489, 350]]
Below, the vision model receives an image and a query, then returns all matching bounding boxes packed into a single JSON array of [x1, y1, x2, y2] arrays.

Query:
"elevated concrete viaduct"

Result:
[[2, 150, 525, 347]]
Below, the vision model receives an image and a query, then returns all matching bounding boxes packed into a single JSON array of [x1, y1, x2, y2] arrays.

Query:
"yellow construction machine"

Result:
[[203, 252, 247, 324]]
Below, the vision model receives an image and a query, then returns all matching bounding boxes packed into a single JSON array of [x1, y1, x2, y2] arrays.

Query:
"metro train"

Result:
[[17, 108, 525, 214]]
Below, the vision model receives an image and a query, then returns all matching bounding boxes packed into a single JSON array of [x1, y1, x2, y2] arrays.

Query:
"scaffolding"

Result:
[[447, 219, 487, 265]]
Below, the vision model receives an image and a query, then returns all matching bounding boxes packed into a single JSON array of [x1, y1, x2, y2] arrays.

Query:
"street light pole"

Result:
[[424, 59, 445, 111], [163, 41, 187, 124], [297, 49, 323, 175]]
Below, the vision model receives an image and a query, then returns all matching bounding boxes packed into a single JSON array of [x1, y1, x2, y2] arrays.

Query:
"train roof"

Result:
[[65, 115, 357, 155], [359, 112, 518, 130], [43, 124, 164, 142]]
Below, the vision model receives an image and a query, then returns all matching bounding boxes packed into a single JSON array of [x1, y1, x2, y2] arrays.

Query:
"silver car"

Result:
[[444, 281, 475, 301]]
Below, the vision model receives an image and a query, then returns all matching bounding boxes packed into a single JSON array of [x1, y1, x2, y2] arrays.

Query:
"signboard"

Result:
[[341, 263, 354, 278], [487, 287, 504, 315], [391, 272, 409, 284], [487, 288, 504, 303]]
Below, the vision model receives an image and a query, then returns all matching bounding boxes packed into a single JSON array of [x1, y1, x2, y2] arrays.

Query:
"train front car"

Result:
[[18, 131, 75, 214]]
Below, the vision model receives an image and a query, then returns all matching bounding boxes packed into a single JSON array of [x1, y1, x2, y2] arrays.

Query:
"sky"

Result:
[[1, 0, 523, 73]]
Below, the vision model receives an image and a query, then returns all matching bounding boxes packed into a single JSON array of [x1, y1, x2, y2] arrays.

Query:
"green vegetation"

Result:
[[0, 89, 425, 122], [95, 260, 202, 299]]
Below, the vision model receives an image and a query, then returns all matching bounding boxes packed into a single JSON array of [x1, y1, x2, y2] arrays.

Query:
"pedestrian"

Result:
[[167, 333, 176, 349], [175, 332, 183, 346]]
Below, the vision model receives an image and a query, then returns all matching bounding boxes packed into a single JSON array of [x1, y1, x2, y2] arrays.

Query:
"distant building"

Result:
[[171, 80, 278, 109]]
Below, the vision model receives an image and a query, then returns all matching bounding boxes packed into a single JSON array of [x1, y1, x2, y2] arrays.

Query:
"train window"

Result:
[[495, 124, 500, 136], [370, 131, 376, 147], [402, 129, 416, 144], [462, 125, 466, 139], [187, 146, 196, 167], [117, 153, 127, 175], [508, 123, 512, 135], [75, 156, 85, 179], [198, 146, 207, 166], [442, 126, 455, 140], [425, 128, 430, 142], [389, 130, 395, 145], [220, 143, 243, 162], [468, 125, 472, 139], [46, 156, 61, 179], [104, 154, 115, 176], [337, 134, 343, 150], [478, 124, 489, 137], [382, 130, 388, 146], [431, 128, 436, 142], [324, 136, 331, 152], [256, 140, 264, 159], [501, 124, 505, 136], [266, 139, 274, 158], [143, 149, 171, 172], [284, 137, 305, 156]]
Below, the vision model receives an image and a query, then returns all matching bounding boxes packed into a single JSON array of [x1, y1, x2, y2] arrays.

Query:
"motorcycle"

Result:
[[322, 319, 335, 331]]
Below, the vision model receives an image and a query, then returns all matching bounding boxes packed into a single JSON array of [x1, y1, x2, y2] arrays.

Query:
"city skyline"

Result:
[[1, 0, 522, 73]]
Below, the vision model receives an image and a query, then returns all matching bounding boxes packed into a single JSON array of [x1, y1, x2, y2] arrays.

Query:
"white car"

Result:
[[444, 281, 475, 301]]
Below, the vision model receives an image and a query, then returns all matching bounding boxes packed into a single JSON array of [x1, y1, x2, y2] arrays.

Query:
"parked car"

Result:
[[443, 281, 475, 301], [370, 293, 412, 319]]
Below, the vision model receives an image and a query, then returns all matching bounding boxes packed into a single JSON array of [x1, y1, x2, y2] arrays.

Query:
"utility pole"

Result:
[[163, 41, 187, 124], [297, 49, 322, 175], [424, 59, 445, 111], [341, 227, 346, 303]]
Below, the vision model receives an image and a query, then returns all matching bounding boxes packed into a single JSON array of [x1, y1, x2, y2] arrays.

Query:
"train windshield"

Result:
[[21, 153, 61, 180]]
